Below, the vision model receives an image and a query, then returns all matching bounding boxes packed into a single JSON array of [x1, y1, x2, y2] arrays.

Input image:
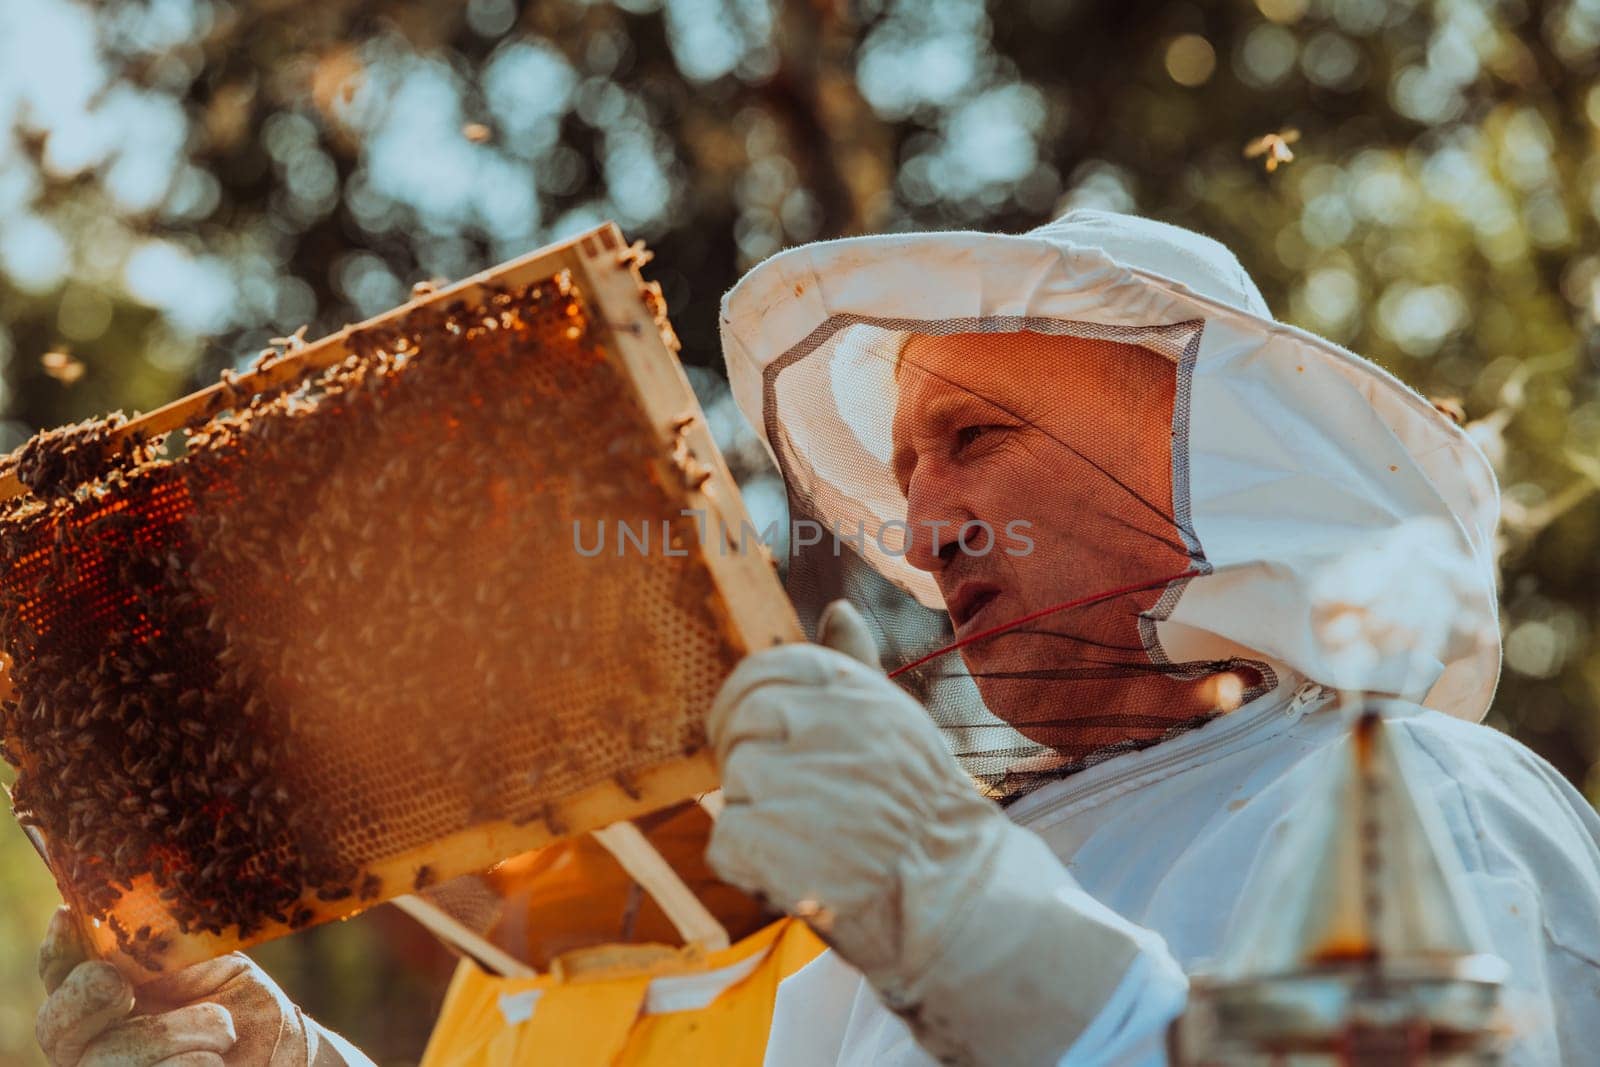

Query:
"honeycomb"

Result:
[[0, 269, 751, 976]]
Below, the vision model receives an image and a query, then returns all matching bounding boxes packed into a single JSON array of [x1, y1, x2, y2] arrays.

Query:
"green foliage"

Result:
[[0, 768, 61, 1067]]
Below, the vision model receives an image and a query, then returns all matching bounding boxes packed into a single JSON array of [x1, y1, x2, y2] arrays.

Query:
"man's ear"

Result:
[[817, 600, 881, 669]]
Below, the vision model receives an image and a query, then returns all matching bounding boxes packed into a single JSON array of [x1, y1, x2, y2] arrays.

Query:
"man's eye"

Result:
[[956, 424, 1005, 450]]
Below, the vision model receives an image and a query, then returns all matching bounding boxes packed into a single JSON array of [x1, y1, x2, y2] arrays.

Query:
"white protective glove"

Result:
[[35, 906, 374, 1067], [706, 600, 1162, 1066]]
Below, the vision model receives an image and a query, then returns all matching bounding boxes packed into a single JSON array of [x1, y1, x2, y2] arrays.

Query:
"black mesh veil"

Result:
[[765, 317, 1275, 802]]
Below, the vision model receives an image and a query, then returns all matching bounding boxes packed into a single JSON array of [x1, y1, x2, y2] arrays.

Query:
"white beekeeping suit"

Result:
[[707, 210, 1600, 1065]]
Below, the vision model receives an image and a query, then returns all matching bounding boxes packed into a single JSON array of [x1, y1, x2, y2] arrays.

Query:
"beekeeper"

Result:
[[704, 210, 1600, 1064], [32, 211, 1600, 1067]]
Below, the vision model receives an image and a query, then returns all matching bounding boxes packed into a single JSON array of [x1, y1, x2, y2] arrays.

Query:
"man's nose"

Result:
[[902, 471, 968, 574]]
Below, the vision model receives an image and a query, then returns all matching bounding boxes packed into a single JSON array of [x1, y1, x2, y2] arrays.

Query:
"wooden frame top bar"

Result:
[[0, 224, 611, 504]]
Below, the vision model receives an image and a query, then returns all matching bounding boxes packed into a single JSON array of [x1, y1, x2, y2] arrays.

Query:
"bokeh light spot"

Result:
[[1166, 34, 1216, 87]]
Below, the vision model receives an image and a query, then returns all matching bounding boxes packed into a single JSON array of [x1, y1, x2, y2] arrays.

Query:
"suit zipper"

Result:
[[1013, 681, 1334, 829]]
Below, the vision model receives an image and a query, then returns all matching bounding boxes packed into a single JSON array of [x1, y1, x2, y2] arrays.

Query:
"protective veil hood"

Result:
[[719, 210, 1501, 725]]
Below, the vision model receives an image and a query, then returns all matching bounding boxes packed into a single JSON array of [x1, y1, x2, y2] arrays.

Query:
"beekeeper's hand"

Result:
[[35, 906, 373, 1067], [706, 600, 1180, 1066]]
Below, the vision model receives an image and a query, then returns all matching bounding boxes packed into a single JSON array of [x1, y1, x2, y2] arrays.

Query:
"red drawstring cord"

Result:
[[887, 568, 1203, 680]]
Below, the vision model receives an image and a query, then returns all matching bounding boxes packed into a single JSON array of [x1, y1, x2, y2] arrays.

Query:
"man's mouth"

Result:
[[946, 582, 1003, 632]]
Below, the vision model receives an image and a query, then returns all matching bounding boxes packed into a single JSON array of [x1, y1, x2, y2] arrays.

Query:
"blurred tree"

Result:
[[2, 0, 1599, 1062]]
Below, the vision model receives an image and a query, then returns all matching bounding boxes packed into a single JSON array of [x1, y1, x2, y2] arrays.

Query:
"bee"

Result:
[[613, 770, 643, 802], [1244, 128, 1301, 173]]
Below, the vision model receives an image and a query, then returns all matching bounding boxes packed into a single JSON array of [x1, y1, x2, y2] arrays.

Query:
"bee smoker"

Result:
[[1176, 700, 1508, 1065]]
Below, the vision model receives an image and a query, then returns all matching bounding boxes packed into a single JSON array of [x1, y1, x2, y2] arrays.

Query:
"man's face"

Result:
[[889, 330, 1196, 750]]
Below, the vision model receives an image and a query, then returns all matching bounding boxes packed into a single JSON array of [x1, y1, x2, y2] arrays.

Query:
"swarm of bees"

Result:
[[0, 272, 737, 968], [8, 414, 162, 500]]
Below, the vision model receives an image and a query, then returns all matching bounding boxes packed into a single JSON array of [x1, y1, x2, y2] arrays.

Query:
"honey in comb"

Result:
[[0, 271, 744, 973]]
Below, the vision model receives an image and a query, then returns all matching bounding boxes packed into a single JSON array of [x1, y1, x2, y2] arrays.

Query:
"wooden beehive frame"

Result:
[[0, 223, 802, 973]]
